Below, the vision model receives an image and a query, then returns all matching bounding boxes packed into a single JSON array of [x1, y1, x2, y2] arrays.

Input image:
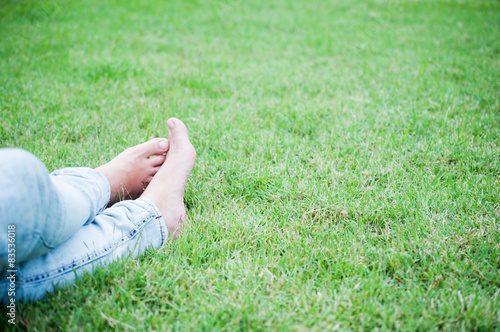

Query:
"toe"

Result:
[[137, 138, 169, 157], [149, 154, 167, 167], [167, 118, 192, 148]]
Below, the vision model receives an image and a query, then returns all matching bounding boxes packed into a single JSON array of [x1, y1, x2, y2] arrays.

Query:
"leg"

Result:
[[0, 138, 169, 270], [6, 198, 167, 302], [0, 119, 195, 301], [0, 149, 110, 269]]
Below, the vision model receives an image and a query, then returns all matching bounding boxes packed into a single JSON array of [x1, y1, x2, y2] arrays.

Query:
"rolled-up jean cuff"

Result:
[[133, 197, 168, 247], [51, 167, 111, 215]]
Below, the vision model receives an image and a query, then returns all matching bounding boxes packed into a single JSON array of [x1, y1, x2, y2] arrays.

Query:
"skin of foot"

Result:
[[96, 138, 170, 206], [142, 118, 196, 240]]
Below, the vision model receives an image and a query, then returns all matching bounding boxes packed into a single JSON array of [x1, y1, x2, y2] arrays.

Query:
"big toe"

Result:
[[167, 118, 191, 148]]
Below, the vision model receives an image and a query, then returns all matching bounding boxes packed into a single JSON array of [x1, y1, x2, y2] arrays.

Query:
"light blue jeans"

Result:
[[0, 149, 168, 302]]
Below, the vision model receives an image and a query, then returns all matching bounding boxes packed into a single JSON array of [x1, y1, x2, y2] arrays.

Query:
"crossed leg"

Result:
[[0, 118, 196, 302]]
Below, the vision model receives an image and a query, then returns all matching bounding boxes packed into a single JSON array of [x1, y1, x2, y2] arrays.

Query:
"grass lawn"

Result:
[[1, 0, 499, 330]]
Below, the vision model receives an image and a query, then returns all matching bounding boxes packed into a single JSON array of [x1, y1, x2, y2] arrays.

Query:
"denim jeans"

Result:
[[0, 149, 168, 302]]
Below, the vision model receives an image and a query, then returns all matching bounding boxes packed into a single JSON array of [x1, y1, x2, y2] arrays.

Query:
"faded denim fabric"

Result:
[[0, 149, 168, 302]]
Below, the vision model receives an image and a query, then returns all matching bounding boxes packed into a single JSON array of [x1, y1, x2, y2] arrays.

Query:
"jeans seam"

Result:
[[157, 216, 165, 245]]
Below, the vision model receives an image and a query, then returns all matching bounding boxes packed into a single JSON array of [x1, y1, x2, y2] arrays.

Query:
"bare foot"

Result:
[[96, 138, 170, 205], [142, 118, 196, 240]]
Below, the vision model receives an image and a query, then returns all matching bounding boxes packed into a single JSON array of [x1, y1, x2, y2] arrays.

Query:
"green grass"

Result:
[[1, 0, 499, 330]]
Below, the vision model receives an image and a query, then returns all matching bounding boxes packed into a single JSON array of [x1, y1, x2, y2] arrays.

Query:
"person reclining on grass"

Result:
[[0, 118, 196, 302]]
